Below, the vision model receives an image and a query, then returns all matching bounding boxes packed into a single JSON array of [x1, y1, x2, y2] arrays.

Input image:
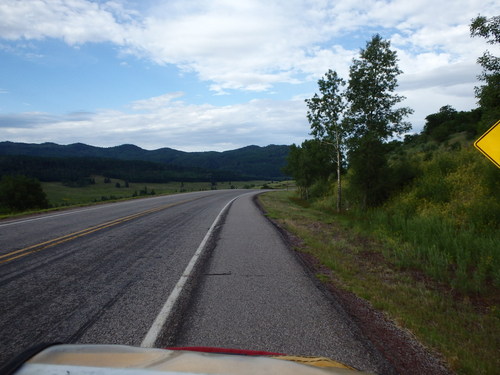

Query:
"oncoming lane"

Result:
[[0, 190, 230, 256], [0, 198, 196, 265], [0, 190, 250, 367]]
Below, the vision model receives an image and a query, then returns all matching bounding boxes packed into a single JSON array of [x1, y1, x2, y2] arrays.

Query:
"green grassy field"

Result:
[[259, 191, 499, 375], [41, 177, 291, 208]]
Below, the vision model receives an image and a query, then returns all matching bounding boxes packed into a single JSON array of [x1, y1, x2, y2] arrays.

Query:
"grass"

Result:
[[362, 210, 500, 293], [258, 190, 500, 375], [41, 177, 279, 208], [360, 147, 500, 294]]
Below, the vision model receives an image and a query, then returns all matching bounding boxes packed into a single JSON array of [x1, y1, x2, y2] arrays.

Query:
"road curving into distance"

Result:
[[0, 189, 394, 373]]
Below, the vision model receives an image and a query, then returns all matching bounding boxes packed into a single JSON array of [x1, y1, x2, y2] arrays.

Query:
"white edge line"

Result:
[[0, 194, 182, 228], [140, 194, 241, 348], [0, 205, 110, 228]]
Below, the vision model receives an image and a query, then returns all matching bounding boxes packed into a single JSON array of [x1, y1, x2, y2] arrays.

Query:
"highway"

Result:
[[0, 190, 394, 373]]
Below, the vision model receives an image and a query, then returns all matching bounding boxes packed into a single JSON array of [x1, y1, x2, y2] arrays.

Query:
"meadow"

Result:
[[40, 177, 289, 208]]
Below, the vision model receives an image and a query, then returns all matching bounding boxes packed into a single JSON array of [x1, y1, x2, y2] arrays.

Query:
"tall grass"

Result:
[[314, 147, 500, 294], [366, 210, 499, 292]]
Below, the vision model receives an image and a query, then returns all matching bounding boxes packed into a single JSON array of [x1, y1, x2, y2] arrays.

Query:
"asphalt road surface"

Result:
[[0, 190, 394, 373]]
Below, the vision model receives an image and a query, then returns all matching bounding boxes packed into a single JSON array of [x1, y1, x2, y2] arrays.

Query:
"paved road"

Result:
[[172, 193, 393, 374], [0, 190, 244, 367], [0, 190, 393, 373]]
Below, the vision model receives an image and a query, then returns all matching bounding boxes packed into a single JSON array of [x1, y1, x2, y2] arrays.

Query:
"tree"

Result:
[[345, 34, 413, 208], [423, 105, 481, 141], [0, 175, 49, 212], [470, 15, 500, 129], [305, 69, 347, 211], [283, 140, 333, 200], [423, 105, 457, 134]]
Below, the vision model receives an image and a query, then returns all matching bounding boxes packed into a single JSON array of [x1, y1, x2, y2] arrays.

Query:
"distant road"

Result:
[[0, 190, 393, 373]]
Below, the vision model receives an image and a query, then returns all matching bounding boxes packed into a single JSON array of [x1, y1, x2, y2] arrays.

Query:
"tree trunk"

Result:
[[336, 139, 342, 213]]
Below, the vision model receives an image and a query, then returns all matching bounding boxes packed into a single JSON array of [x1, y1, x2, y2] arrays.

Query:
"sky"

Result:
[[0, 0, 498, 152]]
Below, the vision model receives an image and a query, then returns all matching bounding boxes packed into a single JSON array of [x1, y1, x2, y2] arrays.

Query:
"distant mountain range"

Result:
[[0, 141, 290, 181]]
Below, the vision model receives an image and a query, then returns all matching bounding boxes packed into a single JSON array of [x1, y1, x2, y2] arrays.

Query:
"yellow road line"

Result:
[[0, 199, 195, 265]]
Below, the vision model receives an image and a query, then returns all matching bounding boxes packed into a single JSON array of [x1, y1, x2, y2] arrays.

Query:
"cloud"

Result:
[[399, 61, 482, 91], [0, 112, 61, 128], [0, 0, 132, 45], [130, 92, 185, 110], [1, 0, 497, 94], [0, 95, 309, 151], [124, 0, 334, 93]]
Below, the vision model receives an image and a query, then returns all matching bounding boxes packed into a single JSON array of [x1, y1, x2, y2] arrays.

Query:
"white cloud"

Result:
[[1, 0, 498, 93], [399, 61, 482, 91], [0, 0, 130, 45], [124, 0, 335, 93], [0, 94, 309, 151], [130, 92, 185, 110]]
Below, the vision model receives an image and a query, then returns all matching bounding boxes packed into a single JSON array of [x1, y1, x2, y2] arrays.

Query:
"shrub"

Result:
[[0, 175, 49, 212], [371, 147, 500, 292]]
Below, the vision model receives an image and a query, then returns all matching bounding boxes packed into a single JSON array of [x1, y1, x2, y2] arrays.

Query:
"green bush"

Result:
[[0, 175, 49, 212], [364, 147, 500, 293]]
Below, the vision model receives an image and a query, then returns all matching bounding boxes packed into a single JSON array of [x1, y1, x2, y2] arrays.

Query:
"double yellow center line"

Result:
[[0, 198, 195, 265]]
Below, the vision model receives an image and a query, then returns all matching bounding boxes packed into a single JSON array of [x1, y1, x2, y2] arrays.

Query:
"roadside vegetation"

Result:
[[273, 15, 499, 374], [259, 190, 499, 375]]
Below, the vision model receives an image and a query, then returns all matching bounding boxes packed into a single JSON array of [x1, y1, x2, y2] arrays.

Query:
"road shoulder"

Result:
[[173, 192, 394, 374], [255, 192, 452, 375]]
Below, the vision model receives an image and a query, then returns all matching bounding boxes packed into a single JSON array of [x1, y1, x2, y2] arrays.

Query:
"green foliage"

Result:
[[291, 126, 499, 294], [306, 69, 347, 150], [346, 34, 413, 208], [423, 105, 482, 141], [470, 15, 500, 131], [471, 15, 500, 43], [283, 140, 334, 199], [305, 69, 347, 211], [348, 138, 391, 207], [346, 34, 413, 142], [367, 147, 500, 292], [0, 155, 245, 184], [288, 34, 414, 208], [0, 175, 49, 213]]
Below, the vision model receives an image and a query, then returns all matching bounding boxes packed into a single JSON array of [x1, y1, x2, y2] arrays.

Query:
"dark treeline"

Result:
[[0, 155, 248, 186], [0, 143, 290, 181]]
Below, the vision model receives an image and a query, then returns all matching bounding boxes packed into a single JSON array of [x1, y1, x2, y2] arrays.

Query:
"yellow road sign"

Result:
[[474, 120, 500, 168]]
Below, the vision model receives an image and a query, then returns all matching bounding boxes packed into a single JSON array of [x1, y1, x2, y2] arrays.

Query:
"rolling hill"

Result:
[[0, 141, 290, 181]]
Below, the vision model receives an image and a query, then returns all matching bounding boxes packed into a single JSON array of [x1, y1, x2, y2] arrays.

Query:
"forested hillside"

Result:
[[0, 155, 244, 186], [0, 143, 290, 181]]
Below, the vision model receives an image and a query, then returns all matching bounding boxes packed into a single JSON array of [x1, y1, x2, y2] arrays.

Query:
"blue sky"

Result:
[[0, 0, 498, 151]]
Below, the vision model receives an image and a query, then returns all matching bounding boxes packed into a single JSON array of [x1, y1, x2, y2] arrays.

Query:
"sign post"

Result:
[[474, 120, 500, 168]]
